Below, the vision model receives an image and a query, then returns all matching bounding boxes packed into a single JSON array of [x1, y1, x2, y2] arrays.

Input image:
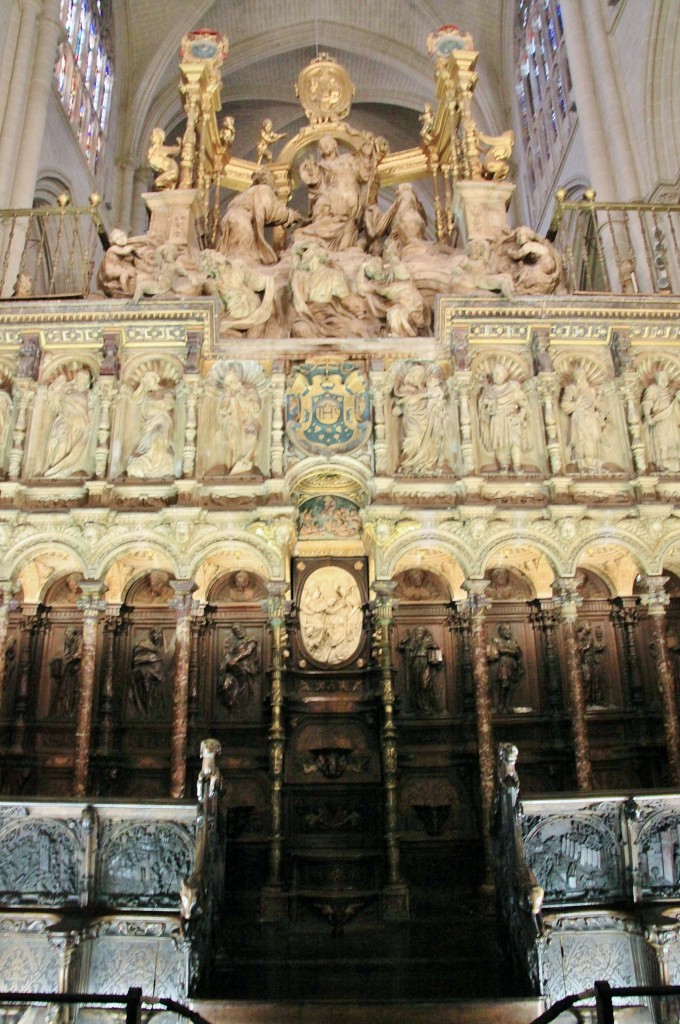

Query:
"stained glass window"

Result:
[[55, 0, 114, 173]]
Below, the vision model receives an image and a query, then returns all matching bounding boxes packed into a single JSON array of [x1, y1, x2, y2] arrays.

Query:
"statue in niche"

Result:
[[478, 364, 529, 473], [641, 370, 680, 472], [487, 623, 523, 713], [256, 118, 286, 164], [217, 166, 302, 265], [0, 387, 12, 455], [42, 369, 93, 478], [147, 128, 181, 190], [487, 568, 526, 601], [222, 571, 266, 603], [49, 627, 82, 717], [299, 567, 363, 666], [126, 372, 175, 479], [394, 569, 446, 602], [217, 367, 262, 475], [293, 132, 386, 252], [577, 622, 607, 706], [129, 627, 167, 717], [399, 627, 443, 715], [561, 366, 608, 474], [217, 625, 259, 715], [393, 363, 450, 476]]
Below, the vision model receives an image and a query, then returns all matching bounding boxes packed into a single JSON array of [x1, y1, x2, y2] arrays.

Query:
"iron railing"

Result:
[[531, 981, 680, 1024], [550, 188, 680, 295], [0, 988, 211, 1024]]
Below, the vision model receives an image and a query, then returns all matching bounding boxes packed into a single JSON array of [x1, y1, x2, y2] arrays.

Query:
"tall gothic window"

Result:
[[515, 0, 574, 219], [55, 0, 114, 175]]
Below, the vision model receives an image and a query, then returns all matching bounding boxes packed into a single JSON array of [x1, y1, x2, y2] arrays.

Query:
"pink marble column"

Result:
[[169, 580, 199, 799], [639, 576, 680, 787], [463, 579, 494, 884], [553, 577, 593, 791], [73, 581, 107, 797]]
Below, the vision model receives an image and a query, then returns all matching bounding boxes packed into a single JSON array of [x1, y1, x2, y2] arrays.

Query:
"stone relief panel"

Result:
[[0, 818, 79, 903], [0, 932, 59, 992], [556, 355, 629, 475], [97, 820, 193, 908], [23, 362, 98, 481], [473, 355, 545, 475], [298, 564, 363, 666], [86, 928, 185, 999], [298, 495, 362, 538], [388, 361, 458, 477], [110, 359, 184, 480], [287, 721, 378, 785], [636, 807, 680, 898], [208, 571, 268, 604], [197, 360, 269, 478], [637, 356, 680, 474], [393, 569, 449, 603], [540, 923, 653, 1006]]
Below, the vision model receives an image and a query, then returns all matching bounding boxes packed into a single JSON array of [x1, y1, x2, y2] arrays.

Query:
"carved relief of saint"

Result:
[[487, 623, 523, 713], [576, 622, 607, 706], [126, 372, 175, 479], [393, 363, 450, 476], [129, 627, 167, 717], [0, 388, 12, 458], [641, 370, 680, 473], [218, 368, 262, 475], [298, 566, 363, 665], [561, 366, 607, 474], [218, 625, 259, 714], [43, 369, 93, 478], [398, 626, 443, 715], [478, 364, 529, 473], [49, 627, 82, 716]]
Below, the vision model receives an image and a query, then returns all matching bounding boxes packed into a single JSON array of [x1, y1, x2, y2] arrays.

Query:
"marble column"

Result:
[[553, 577, 593, 791], [462, 578, 494, 884], [0, 582, 19, 699], [263, 582, 288, 900], [169, 580, 199, 799], [639, 576, 680, 787], [73, 581, 107, 798], [373, 580, 408, 916]]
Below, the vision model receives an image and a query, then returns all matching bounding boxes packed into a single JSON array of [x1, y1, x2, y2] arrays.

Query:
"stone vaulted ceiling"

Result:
[[115, 0, 510, 166]]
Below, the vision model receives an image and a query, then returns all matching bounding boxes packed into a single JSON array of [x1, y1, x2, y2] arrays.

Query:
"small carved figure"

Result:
[[487, 623, 523, 713], [532, 331, 553, 374], [133, 243, 204, 302], [498, 742, 520, 787], [419, 102, 436, 149], [478, 364, 529, 472], [576, 622, 607, 705], [129, 627, 166, 717], [217, 367, 262, 475], [180, 873, 200, 923], [12, 272, 32, 298], [201, 251, 275, 333], [218, 166, 302, 265], [196, 738, 222, 800], [126, 371, 175, 479], [97, 228, 145, 298], [225, 571, 263, 602], [43, 369, 93, 478], [290, 242, 376, 339], [219, 115, 235, 150], [399, 626, 443, 715], [641, 370, 680, 473], [147, 128, 181, 190], [256, 118, 286, 164], [494, 226, 562, 295], [218, 626, 259, 714], [49, 626, 82, 716], [450, 239, 515, 299], [393, 363, 450, 476], [357, 253, 426, 337], [561, 366, 608, 474], [395, 569, 445, 602], [477, 129, 514, 181]]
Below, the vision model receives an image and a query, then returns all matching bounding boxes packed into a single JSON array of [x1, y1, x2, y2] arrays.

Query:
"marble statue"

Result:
[[218, 626, 259, 714], [217, 367, 262, 475], [478, 364, 529, 472], [299, 566, 363, 665], [641, 370, 680, 472], [398, 626, 443, 715], [49, 627, 82, 717], [218, 166, 302, 265], [487, 623, 523, 713], [290, 242, 377, 339], [577, 622, 607, 706], [197, 738, 222, 800], [561, 366, 607, 474], [393, 363, 450, 476], [147, 128, 181, 190], [202, 251, 275, 334], [130, 627, 166, 717], [356, 254, 426, 337], [256, 118, 286, 164], [126, 371, 175, 479], [43, 369, 93, 478], [494, 226, 562, 295]]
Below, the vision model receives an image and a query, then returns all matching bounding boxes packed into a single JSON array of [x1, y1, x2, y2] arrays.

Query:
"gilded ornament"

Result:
[[295, 53, 354, 124]]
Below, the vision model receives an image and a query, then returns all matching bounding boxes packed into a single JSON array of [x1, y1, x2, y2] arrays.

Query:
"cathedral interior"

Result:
[[0, 1, 680, 1020]]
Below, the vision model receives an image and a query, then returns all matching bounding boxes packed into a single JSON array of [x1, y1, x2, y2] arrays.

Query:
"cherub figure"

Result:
[[220, 115, 235, 150], [147, 128, 181, 190], [256, 119, 286, 164]]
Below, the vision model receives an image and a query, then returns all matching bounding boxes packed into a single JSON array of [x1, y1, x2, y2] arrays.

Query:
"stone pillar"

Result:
[[97, 606, 121, 756], [534, 373, 563, 476], [269, 361, 286, 477], [618, 372, 646, 475], [169, 580, 199, 798], [462, 579, 495, 885], [553, 577, 593, 791], [261, 582, 288, 920], [0, 581, 19, 697], [8, 377, 36, 480], [181, 380, 200, 478], [451, 369, 474, 475], [0, 0, 42, 208], [639, 576, 680, 787], [73, 581, 107, 797], [12, 604, 40, 754], [611, 596, 643, 709], [369, 361, 388, 476], [373, 580, 409, 917], [94, 379, 117, 479]]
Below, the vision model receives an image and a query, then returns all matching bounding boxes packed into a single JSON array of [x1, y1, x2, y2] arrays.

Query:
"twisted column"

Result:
[[639, 576, 680, 786], [553, 577, 593, 790], [169, 580, 199, 798], [97, 606, 122, 756], [264, 582, 288, 893], [73, 581, 107, 797]]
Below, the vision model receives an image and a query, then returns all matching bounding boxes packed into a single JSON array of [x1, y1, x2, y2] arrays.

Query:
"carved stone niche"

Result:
[[484, 566, 533, 602], [472, 354, 546, 476], [555, 354, 629, 476], [393, 568, 449, 603], [23, 360, 99, 482], [197, 360, 270, 479], [287, 720, 377, 784], [208, 570, 268, 605], [636, 356, 680, 474], [109, 357, 184, 482], [118, 571, 177, 730], [37, 572, 84, 724], [399, 775, 469, 838]]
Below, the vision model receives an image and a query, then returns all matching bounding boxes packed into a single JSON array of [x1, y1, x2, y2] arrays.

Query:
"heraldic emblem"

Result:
[[286, 362, 371, 456]]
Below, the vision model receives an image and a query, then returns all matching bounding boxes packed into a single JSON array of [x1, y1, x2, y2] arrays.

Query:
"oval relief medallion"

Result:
[[298, 566, 363, 665]]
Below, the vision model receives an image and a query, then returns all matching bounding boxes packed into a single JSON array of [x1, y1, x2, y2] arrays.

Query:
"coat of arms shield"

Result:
[[285, 363, 371, 455]]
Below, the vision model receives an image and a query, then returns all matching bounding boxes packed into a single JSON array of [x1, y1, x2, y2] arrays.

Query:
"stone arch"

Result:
[[480, 542, 556, 599], [567, 538, 649, 595], [99, 546, 179, 605], [10, 545, 88, 604], [386, 538, 467, 600]]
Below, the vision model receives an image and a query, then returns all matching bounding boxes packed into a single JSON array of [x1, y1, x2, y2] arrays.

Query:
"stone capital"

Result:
[[169, 579, 199, 618], [263, 581, 289, 624], [638, 575, 670, 615], [462, 578, 491, 615], [77, 580, 108, 615], [551, 577, 582, 621]]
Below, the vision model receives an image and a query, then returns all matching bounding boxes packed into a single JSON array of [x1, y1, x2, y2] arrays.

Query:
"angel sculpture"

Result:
[[147, 128, 181, 190], [256, 119, 286, 164]]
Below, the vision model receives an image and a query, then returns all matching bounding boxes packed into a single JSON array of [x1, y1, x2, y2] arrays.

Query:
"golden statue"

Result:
[[147, 128, 182, 190], [256, 119, 286, 164]]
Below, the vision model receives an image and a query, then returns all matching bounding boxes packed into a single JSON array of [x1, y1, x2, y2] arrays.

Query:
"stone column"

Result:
[[0, 0, 42, 208], [0, 581, 19, 698], [553, 577, 593, 791], [169, 580, 199, 799], [269, 362, 286, 477], [181, 380, 200, 478], [639, 576, 680, 787], [534, 373, 563, 476], [94, 379, 117, 479], [373, 580, 408, 917], [261, 582, 288, 920], [462, 579, 495, 885], [451, 370, 475, 475], [369, 361, 388, 476], [8, 377, 35, 480], [73, 581, 107, 797]]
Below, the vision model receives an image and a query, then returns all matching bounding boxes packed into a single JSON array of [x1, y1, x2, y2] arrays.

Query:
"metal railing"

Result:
[[0, 194, 105, 300], [550, 188, 680, 295], [531, 981, 680, 1024], [0, 988, 211, 1024]]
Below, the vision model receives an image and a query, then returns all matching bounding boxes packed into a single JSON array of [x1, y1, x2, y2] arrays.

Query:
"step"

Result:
[[191, 999, 545, 1024]]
